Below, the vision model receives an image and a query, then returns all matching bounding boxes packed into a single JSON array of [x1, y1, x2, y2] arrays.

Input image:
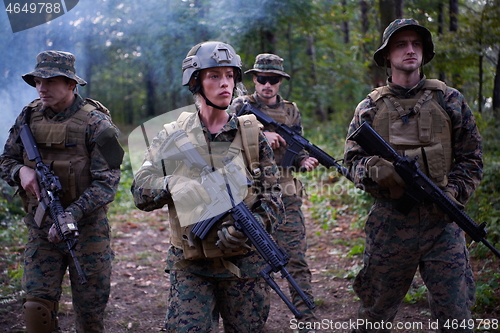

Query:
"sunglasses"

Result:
[[256, 75, 281, 85]]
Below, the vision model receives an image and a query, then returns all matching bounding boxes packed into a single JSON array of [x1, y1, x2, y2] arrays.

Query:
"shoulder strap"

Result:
[[82, 98, 111, 117], [237, 114, 261, 175], [163, 111, 193, 135]]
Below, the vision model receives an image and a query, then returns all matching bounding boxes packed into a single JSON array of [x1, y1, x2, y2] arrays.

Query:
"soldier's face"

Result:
[[200, 67, 235, 108], [34, 76, 76, 112], [386, 30, 423, 73], [254, 73, 282, 102]]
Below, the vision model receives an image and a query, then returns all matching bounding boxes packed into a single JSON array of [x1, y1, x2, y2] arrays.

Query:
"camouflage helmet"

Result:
[[373, 18, 435, 67], [182, 41, 242, 87], [245, 53, 290, 80], [23, 50, 87, 87]]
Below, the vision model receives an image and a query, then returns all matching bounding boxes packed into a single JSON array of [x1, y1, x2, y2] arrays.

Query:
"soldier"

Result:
[[0, 51, 124, 332], [230, 53, 319, 332], [344, 19, 482, 333], [130, 41, 284, 332]]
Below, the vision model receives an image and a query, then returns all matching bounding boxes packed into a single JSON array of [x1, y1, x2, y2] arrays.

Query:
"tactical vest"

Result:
[[164, 112, 262, 262], [369, 79, 452, 188], [246, 95, 301, 196], [22, 99, 105, 213]]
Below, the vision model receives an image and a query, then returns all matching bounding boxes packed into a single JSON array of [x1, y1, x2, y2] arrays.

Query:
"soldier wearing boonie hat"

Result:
[[244, 53, 291, 80], [0, 50, 124, 333], [373, 18, 435, 68], [230, 53, 319, 332], [344, 18, 482, 333]]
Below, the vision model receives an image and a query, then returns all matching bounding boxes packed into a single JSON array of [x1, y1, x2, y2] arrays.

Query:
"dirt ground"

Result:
[[1, 200, 497, 333]]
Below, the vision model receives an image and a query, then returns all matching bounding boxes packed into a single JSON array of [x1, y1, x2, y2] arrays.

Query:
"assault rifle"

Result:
[[18, 124, 88, 284], [237, 102, 352, 181], [161, 129, 315, 318], [348, 122, 500, 259]]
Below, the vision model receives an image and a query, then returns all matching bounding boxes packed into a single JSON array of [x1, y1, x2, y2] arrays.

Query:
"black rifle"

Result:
[[237, 102, 352, 181], [160, 129, 315, 318], [348, 122, 500, 259], [18, 124, 88, 284]]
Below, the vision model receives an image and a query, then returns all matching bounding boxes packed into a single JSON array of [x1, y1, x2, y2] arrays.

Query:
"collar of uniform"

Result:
[[386, 74, 426, 99], [251, 91, 283, 109], [43, 93, 85, 121], [190, 110, 238, 139]]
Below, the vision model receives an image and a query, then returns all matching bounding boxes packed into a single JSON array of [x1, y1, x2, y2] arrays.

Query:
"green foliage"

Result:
[[108, 150, 137, 216], [473, 261, 500, 313], [0, 183, 26, 308]]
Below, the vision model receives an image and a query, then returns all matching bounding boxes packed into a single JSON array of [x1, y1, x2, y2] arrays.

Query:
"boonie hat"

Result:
[[23, 50, 87, 87], [373, 18, 435, 67], [245, 53, 290, 80]]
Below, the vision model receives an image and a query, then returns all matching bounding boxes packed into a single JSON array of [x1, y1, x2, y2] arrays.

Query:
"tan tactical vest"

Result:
[[246, 95, 301, 196], [369, 79, 452, 188], [164, 112, 262, 262], [22, 99, 104, 213]]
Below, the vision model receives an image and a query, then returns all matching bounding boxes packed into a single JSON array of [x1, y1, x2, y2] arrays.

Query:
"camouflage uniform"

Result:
[[131, 110, 284, 333], [230, 53, 316, 326], [0, 51, 123, 333], [344, 19, 482, 333]]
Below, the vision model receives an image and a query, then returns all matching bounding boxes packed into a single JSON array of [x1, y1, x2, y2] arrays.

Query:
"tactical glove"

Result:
[[167, 175, 212, 207], [367, 156, 405, 199], [216, 221, 250, 252], [48, 212, 78, 243], [438, 187, 464, 223], [167, 175, 212, 226]]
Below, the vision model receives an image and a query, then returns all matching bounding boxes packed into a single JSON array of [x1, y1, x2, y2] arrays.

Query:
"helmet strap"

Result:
[[190, 71, 232, 110]]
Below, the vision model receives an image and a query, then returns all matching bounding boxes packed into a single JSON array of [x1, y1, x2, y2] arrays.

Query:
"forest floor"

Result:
[[1, 199, 498, 333]]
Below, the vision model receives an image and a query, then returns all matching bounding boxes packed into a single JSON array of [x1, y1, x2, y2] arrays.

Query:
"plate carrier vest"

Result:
[[369, 79, 452, 188]]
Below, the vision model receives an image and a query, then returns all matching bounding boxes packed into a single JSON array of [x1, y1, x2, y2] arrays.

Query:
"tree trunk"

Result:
[[449, 0, 461, 88], [145, 68, 156, 118], [371, 0, 400, 87], [493, 47, 500, 114], [307, 34, 326, 121], [438, 1, 446, 82], [341, 0, 349, 44]]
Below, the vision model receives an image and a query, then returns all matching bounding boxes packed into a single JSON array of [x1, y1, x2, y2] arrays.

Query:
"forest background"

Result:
[[1, 0, 499, 324]]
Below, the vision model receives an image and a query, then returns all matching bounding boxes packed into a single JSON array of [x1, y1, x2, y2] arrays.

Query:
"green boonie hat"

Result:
[[22, 50, 87, 87], [373, 18, 435, 67], [245, 53, 290, 80]]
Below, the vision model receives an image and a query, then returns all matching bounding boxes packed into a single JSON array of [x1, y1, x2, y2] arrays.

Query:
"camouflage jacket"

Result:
[[0, 94, 122, 225], [131, 111, 284, 278], [230, 92, 309, 171], [344, 76, 483, 204]]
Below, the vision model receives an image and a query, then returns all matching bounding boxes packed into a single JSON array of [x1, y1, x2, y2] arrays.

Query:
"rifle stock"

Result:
[[238, 102, 352, 181], [162, 129, 315, 318], [19, 124, 88, 284], [348, 122, 500, 259]]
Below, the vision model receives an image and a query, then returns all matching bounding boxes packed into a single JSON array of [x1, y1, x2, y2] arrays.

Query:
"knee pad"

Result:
[[22, 296, 59, 333]]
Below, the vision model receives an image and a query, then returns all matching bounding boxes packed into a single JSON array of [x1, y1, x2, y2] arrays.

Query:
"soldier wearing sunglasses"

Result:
[[230, 53, 319, 333]]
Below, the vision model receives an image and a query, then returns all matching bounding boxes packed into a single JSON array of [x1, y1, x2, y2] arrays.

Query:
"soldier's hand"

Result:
[[367, 156, 405, 199], [300, 157, 319, 172], [48, 212, 78, 243], [168, 175, 211, 207], [216, 221, 250, 252], [437, 187, 464, 223], [263, 132, 286, 150], [19, 166, 40, 201]]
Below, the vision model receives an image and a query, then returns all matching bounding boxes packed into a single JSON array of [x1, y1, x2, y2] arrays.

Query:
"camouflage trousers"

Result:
[[23, 213, 113, 333], [353, 200, 476, 333], [164, 269, 270, 332], [275, 195, 316, 322]]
